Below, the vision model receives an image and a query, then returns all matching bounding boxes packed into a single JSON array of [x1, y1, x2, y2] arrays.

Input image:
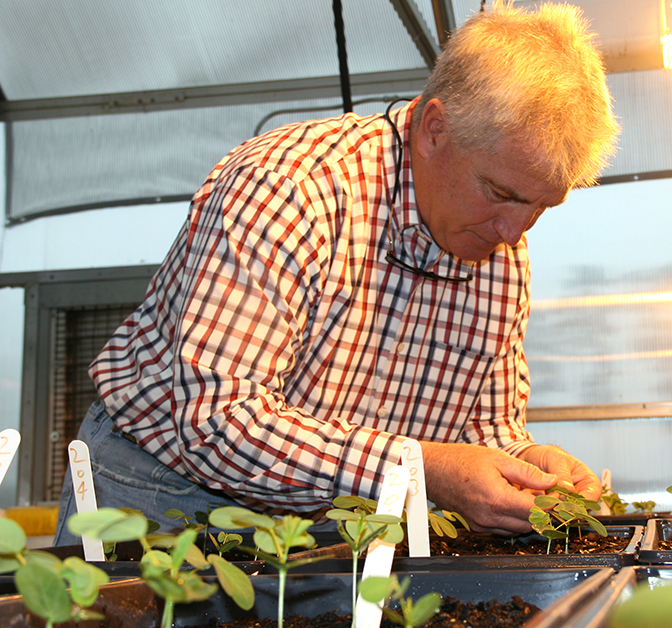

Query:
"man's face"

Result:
[[412, 100, 569, 262]]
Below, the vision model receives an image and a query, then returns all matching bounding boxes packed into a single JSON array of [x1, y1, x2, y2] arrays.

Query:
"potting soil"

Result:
[[189, 594, 540, 627]]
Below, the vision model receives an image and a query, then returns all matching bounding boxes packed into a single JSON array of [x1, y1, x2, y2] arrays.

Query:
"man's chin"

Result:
[[451, 245, 498, 263]]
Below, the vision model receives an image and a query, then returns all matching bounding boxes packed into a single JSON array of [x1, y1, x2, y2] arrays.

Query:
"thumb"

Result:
[[496, 455, 558, 491]]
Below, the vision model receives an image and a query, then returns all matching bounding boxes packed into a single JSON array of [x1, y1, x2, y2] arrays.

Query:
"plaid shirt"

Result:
[[90, 101, 534, 514]]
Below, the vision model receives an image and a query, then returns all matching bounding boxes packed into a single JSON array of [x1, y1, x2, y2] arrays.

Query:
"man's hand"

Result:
[[515, 443, 602, 502], [420, 442, 559, 535]]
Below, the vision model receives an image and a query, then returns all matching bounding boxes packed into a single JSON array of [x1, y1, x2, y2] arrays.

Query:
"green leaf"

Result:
[[208, 555, 255, 610], [379, 522, 404, 544], [171, 528, 198, 570], [409, 592, 442, 626], [333, 495, 369, 510], [582, 514, 608, 537], [442, 510, 470, 531], [430, 516, 457, 539], [325, 508, 359, 521], [194, 511, 209, 525], [183, 543, 210, 570], [345, 519, 362, 542], [67, 508, 148, 542], [253, 529, 279, 556], [164, 508, 186, 518], [359, 575, 393, 603], [15, 562, 72, 623], [541, 529, 568, 540], [366, 514, 402, 525], [0, 517, 27, 554], [59, 556, 109, 606], [173, 570, 219, 603], [25, 550, 63, 568], [141, 549, 173, 576], [209, 506, 274, 531], [529, 507, 550, 527], [147, 519, 161, 533], [142, 569, 186, 601], [218, 533, 243, 554], [0, 556, 21, 574], [610, 581, 672, 628], [534, 495, 561, 509], [557, 502, 581, 514], [277, 516, 313, 551]]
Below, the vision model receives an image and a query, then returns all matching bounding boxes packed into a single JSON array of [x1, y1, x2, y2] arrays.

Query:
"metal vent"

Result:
[[46, 304, 137, 500]]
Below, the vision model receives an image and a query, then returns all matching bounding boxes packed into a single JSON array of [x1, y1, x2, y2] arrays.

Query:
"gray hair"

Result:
[[413, 1, 620, 188]]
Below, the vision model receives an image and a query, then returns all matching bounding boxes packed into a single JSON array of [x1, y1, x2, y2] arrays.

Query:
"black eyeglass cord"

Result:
[[383, 100, 474, 283]]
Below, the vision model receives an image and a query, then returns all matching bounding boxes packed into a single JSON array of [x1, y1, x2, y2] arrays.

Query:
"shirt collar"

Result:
[[386, 100, 476, 280]]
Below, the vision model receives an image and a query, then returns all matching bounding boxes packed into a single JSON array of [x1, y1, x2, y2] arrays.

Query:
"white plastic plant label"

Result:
[[598, 468, 612, 516], [0, 429, 21, 487], [400, 438, 430, 557], [68, 440, 105, 561], [355, 464, 410, 628]]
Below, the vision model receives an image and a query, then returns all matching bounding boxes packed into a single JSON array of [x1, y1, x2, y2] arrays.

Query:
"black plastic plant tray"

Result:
[[596, 511, 669, 527], [283, 525, 644, 573], [0, 541, 265, 596], [639, 518, 672, 564], [538, 565, 672, 627], [0, 567, 614, 627]]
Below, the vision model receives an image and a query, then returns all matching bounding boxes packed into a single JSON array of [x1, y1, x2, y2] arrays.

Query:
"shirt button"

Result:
[[397, 342, 406, 354], [377, 406, 388, 418]]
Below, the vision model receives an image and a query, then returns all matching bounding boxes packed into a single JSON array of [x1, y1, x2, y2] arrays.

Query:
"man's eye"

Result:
[[490, 188, 511, 202]]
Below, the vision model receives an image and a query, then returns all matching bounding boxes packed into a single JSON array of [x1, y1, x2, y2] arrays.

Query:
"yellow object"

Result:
[[2, 504, 59, 536]]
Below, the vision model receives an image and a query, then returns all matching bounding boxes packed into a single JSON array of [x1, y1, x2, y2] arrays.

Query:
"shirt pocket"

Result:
[[395, 340, 497, 442]]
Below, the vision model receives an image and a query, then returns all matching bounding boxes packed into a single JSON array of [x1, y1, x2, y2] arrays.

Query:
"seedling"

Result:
[[103, 506, 159, 560], [601, 486, 628, 515], [0, 516, 109, 628], [326, 495, 404, 625], [529, 486, 607, 554], [209, 506, 331, 628], [209, 530, 244, 556], [359, 574, 441, 628], [68, 507, 254, 628], [427, 508, 470, 538], [631, 500, 656, 513], [164, 507, 206, 532]]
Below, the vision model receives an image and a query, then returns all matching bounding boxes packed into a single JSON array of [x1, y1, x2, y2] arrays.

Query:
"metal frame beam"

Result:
[[0, 69, 430, 122], [527, 402, 672, 422], [431, 0, 457, 46], [388, 0, 440, 68]]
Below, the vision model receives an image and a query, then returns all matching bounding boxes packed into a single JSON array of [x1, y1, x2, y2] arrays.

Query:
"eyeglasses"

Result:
[[385, 247, 474, 282], [384, 100, 474, 284]]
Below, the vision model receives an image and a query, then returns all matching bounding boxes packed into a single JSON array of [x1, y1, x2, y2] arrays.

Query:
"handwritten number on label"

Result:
[[402, 445, 420, 462], [69, 446, 90, 502]]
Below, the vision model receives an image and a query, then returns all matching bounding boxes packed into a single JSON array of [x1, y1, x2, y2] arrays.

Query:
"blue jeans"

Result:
[[53, 400, 241, 546]]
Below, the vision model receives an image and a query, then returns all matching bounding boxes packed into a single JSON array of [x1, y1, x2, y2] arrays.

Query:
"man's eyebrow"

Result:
[[480, 175, 531, 204]]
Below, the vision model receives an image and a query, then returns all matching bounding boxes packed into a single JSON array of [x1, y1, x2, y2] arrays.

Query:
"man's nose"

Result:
[[493, 207, 545, 247]]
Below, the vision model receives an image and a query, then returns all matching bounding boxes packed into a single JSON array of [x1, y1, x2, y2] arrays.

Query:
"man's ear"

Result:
[[415, 98, 446, 159]]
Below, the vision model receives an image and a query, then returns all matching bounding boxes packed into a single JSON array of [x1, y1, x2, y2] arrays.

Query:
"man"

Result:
[[54, 1, 619, 544]]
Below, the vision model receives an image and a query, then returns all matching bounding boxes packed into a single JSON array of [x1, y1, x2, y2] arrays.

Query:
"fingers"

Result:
[[517, 444, 601, 501], [493, 453, 558, 493], [421, 442, 558, 535]]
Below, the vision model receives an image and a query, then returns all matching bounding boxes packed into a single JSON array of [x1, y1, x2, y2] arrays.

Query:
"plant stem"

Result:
[[161, 597, 175, 628], [278, 568, 286, 628], [351, 552, 358, 628]]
